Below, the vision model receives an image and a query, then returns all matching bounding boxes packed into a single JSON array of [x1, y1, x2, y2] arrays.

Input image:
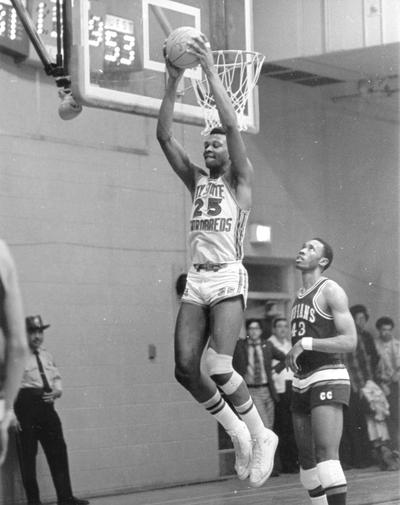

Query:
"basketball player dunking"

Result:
[[157, 34, 278, 487], [286, 238, 357, 505]]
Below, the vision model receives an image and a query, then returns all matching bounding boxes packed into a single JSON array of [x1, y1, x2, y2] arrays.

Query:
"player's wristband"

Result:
[[301, 337, 313, 351]]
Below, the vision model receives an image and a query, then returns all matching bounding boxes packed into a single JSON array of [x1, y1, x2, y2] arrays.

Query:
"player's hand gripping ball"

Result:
[[165, 26, 204, 69]]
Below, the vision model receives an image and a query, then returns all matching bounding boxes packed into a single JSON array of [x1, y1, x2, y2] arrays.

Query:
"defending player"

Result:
[[156, 34, 278, 487], [286, 238, 357, 505]]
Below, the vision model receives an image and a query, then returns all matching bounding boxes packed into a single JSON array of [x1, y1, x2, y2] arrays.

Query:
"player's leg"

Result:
[[174, 301, 213, 401], [312, 404, 347, 505], [203, 296, 252, 480], [208, 296, 278, 487], [174, 302, 244, 444], [292, 410, 328, 505], [249, 385, 275, 429]]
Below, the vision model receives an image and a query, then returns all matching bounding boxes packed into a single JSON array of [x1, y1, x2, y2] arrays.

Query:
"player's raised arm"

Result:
[[188, 36, 253, 208], [156, 57, 199, 196]]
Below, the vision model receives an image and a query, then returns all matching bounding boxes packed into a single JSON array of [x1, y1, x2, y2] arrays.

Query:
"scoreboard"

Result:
[[69, 0, 206, 124], [1, 0, 259, 131], [0, 0, 29, 59], [0, 0, 63, 62], [1, 0, 144, 71], [82, 2, 143, 93], [27, 0, 66, 63]]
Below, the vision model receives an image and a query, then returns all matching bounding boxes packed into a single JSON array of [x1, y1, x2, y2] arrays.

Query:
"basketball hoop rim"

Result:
[[189, 49, 265, 135], [211, 49, 264, 58], [210, 49, 265, 67]]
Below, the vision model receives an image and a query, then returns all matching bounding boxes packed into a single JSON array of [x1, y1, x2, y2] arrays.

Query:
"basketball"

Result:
[[165, 26, 203, 69]]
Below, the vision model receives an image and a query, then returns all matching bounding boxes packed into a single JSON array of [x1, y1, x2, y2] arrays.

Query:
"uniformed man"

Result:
[[15, 315, 89, 505]]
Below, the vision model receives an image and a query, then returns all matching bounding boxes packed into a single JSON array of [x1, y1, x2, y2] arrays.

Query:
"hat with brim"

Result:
[[26, 315, 50, 332]]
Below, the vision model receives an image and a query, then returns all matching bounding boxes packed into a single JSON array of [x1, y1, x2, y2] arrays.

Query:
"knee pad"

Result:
[[219, 370, 244, 395], [205, 348, 233, 375], [205, 348, 243, 395], [316, 460, 346, 489], [300, 466, 322, 491]]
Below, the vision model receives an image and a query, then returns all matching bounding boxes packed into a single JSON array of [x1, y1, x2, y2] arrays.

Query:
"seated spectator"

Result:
[[268, 317, 298, 474], [374, 316, 400, 450]]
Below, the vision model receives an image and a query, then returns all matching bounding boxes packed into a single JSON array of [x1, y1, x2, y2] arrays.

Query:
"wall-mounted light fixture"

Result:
[[249, 224, 271, 244]]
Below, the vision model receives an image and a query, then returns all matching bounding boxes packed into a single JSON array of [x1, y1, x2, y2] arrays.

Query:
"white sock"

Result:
[[235, 397, 268, 436], [310, 495, 328, 505], [317, 460, 347, 504], [300, 466, 328, 505], [202, 390, 241, 432]]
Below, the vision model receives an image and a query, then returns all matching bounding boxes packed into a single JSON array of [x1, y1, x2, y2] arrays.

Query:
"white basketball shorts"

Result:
[[182, 262, 248, 308]]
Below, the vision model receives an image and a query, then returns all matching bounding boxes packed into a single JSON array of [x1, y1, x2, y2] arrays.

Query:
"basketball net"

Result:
[[190, 50, 265, 135]]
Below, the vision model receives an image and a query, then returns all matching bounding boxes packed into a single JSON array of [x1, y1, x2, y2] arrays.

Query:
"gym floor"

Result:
[[83, 467, 399, 505]]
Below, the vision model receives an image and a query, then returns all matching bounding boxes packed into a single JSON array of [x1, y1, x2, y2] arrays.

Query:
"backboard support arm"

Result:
[[10, 0, 82, 119]]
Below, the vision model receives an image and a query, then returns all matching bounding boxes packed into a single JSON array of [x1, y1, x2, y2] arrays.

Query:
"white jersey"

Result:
[[189, 173, 250, 264]]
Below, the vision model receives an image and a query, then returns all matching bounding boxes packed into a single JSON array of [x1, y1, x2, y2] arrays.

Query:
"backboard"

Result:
[[69, 0, 260, 132]]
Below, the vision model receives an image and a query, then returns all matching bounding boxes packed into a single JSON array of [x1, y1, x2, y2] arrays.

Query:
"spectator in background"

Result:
[[14, 315, 89, 505], [350, 305, 380, 373], [341, 305, 376, 469], [233, 319, 286, 475], [342, 308, 398, 471], [175, 273, 187, 300], [269, 317, 298, 474], [0, 240, 28, 465], [375, 316, 400, 450], [359, 377, 398, 471]]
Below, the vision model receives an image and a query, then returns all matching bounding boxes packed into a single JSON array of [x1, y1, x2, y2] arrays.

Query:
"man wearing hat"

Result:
[[14, 315, 89, 505]]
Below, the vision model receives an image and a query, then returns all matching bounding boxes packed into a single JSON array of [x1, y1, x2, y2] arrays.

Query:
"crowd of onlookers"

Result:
[[340, 305, 399, 471], [233, 304, 399, 475]]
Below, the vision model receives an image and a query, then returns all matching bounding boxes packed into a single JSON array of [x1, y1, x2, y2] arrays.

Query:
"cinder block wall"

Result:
[[250, 75, 398, 322], [0, 48, 397, 503]]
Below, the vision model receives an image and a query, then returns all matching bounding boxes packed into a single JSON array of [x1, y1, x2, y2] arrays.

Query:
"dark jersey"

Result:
[[291, 277, 343, 377]]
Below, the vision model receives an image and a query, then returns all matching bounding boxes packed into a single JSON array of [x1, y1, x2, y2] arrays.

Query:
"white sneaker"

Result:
[[227, 421, 252, 480], [249, 428, 279, 488]]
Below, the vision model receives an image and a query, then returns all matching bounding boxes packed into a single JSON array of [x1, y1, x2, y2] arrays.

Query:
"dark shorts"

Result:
[[291, 381, 351, 414], [290, 365, 351, 414]]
